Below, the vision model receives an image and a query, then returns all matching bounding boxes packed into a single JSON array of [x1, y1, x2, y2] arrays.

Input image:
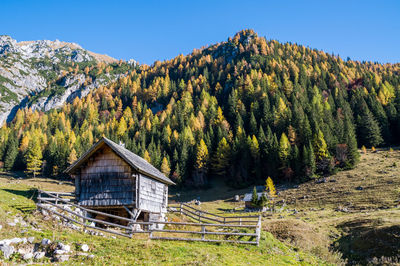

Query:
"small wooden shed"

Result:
[[65, 137, 175, 225]]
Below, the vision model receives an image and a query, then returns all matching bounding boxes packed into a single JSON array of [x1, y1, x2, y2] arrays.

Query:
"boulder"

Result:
[[57, 243, 71, 252], [33, 251, 45, 260], [0, 244, 15, 259], [23, 252, 33, 260], [41, 238, 51, 245], [81, 244, 89, 252], [54, 249, 66, 255], [234, 195, 240, 202], [55, 254, 70, 262], [27, 237, 35, 243]]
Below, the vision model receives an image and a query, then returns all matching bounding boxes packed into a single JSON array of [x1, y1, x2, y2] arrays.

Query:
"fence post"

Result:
[[201, 225, 205, 240], [198, 211, 201, 223], [256, 215, 261, 246], [239, 218, 242, 226], [180, 203, 182, 215], [38, 190, 42, 205], [223, 217, 226, 224]]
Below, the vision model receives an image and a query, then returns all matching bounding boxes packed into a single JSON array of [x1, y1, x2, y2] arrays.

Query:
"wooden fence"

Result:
[[37, 190, 262, 245], [169, 203, 260, 225]]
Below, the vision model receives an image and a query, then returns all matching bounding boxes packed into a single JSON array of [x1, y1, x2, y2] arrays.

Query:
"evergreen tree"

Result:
[[357, 109, 383, 148], [3, 136, 18, 171], [211, 137, 231, 177]]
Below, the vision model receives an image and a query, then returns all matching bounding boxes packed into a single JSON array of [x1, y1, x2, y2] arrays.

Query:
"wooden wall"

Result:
[[78, 146, 135, 207], [137, 174, 168, 213]]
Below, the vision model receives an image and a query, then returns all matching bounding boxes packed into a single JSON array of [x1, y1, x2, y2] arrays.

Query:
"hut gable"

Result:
[[79, 146, 135, 207]]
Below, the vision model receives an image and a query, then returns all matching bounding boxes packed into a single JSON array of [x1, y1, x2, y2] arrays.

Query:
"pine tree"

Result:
[[211, 137, 231, 177], [251, 186, 259, 207], [3, 136, 18, 171], [357, 109, 383, 148], [278, 133, 291, 166]]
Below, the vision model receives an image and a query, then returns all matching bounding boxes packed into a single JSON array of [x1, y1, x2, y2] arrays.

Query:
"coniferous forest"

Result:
[[1, 30, 400, 187]]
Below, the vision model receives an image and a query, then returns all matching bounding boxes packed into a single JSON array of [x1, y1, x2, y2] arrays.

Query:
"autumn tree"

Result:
[[26, 138, 43, 177]]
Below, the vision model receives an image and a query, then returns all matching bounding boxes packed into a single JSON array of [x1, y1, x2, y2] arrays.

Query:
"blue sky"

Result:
[[1, 0, 399, 64]]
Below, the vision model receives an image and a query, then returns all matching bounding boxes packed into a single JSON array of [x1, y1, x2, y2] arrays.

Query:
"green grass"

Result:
[[0, 176, 326, 265]]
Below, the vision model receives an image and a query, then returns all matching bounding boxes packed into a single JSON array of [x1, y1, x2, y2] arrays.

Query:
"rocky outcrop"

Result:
[[0, 35, 120, 125]]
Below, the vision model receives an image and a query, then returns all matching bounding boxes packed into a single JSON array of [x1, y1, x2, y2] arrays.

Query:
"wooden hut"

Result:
[[65, 137, 175, 226]]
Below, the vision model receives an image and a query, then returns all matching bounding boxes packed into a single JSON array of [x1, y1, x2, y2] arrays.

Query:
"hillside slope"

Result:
[[0, 35, 132, 124], [1, 29, 400, 186], [0, 176, 324, 265]]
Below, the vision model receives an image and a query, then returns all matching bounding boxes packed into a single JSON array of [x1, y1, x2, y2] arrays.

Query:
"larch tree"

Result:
[[161, 156, 171, 177], [26, 138, 43, 177], [193, 139, 208, 186]]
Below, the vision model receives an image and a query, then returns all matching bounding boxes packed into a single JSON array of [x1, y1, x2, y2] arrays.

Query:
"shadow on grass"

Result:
[[335, 219, 400, 264], [0, 188, 38, 213]]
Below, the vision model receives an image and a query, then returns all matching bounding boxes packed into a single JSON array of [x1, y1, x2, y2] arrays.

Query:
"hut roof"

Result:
[[243, 192, 268, 202], [65, 137, 175, 185]]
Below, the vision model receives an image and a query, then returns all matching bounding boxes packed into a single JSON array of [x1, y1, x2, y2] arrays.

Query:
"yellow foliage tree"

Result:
[[25, 138, 42, 177], [160, 157, 170, 177], [143, 150, 151, 163], [68, 148, 78, 165], [265, 177, 276, 198]]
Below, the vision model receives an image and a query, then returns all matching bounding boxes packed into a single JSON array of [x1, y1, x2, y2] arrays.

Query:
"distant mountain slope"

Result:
[[0, 35, 131, 124], [1, 29, 400, 187]]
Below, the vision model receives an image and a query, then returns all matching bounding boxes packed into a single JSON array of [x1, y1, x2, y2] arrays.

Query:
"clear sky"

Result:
[[1, 0, 399, 64]]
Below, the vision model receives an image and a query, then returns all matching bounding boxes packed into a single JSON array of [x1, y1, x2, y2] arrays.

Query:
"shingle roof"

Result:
[[65, 137, 175, 185], [243, 192, 268, 202]]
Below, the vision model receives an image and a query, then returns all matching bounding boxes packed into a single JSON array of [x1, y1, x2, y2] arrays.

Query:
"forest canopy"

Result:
[[1, 29, 399, 187]]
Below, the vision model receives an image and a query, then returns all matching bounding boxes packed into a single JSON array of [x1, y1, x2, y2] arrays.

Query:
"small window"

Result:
[[151, 181, 156, 193]]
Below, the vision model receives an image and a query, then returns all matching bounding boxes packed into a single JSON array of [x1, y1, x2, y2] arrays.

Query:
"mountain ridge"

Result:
[[0, 35, 133, 125]]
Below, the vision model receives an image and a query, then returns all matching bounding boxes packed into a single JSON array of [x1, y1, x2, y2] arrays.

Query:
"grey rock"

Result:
[[0, 244, 15, 259], [54, 249, 66, 255], [57, 243, 71, 252], [55, 254, 70, 262], [88, 254, 95, 259], [23, 252, 33, 260], [81, 244, 89, 252], [33, 251, 45, 260], [41, 238, 51, 245], [234, 195, 240, 202], [27, 237, 35, 243]]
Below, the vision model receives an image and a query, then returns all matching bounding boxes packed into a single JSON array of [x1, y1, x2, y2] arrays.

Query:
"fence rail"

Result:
[[37, 190, 262, 245], [168, 203, 260, 225]]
